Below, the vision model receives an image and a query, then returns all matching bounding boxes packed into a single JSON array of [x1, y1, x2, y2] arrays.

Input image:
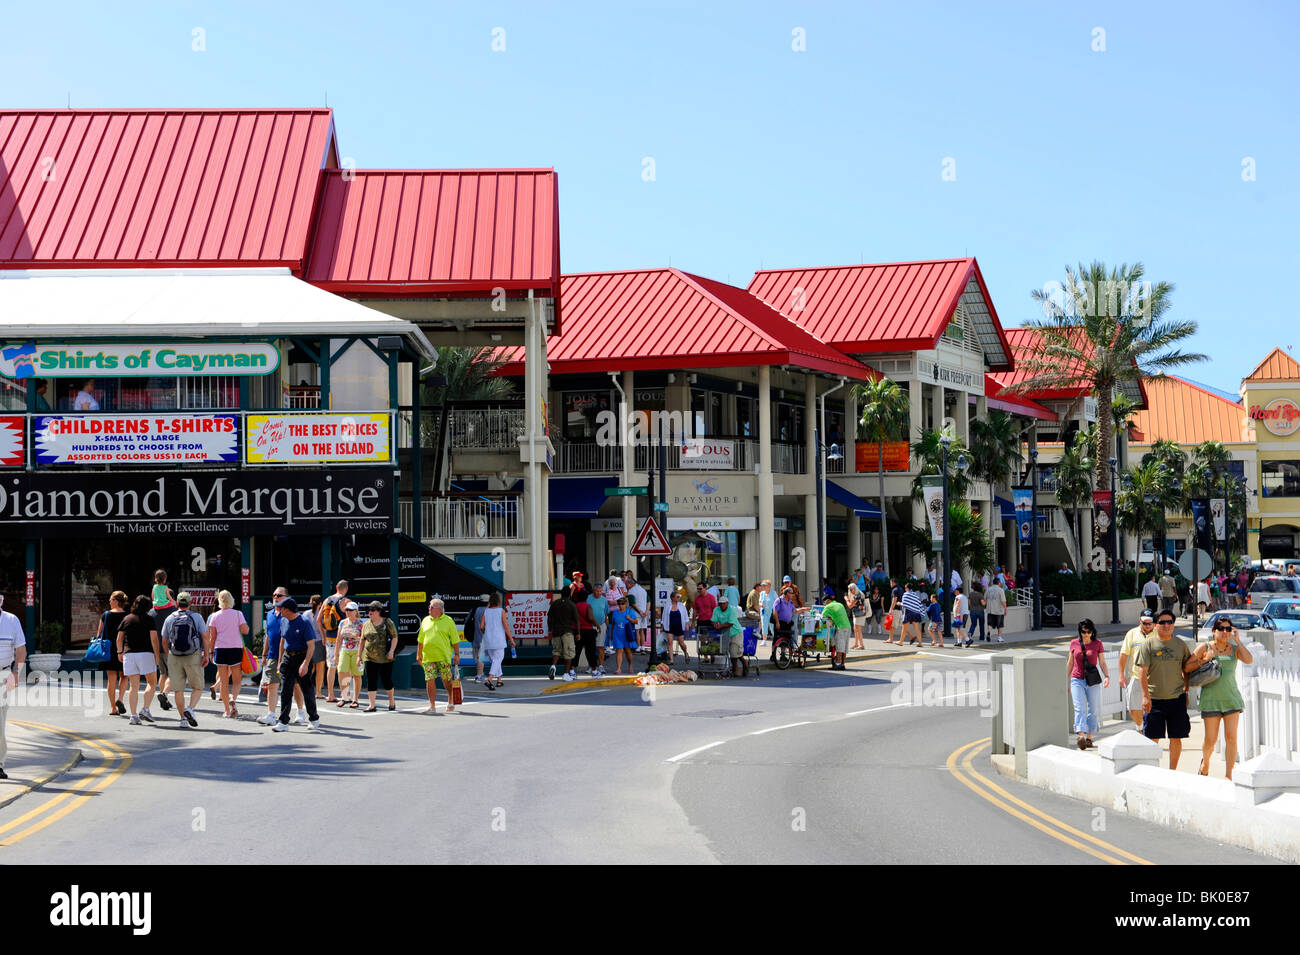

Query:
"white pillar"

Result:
[[524, 293, 549, 588], [805, 374, 820, 594], [804, 493, 819, 596], [848, 513, 862, 571], [758, 366, 775, 584], [910, 382, 926, 577], [621, 369, 637, 570], [845, 386, 858, 475], [956, 388, 970, 447], [931, 383, 945, 434]]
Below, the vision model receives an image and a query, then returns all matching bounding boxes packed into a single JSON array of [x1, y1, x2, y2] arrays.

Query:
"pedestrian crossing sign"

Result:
[[630, 516, 672, 556]]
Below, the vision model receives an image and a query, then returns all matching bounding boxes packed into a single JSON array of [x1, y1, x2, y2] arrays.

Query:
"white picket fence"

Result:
[[1238, 632, 1300, 762]]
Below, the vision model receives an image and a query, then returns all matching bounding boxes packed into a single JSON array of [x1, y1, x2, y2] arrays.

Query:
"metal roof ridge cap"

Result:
[[320, 167, 556, 175], [0, 265, 294, 279], [751, 256, 975, 275]]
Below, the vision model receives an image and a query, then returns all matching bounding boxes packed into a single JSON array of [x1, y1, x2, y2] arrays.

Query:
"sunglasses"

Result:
[[1213, 625, 1233, 632], [1156, 620, 1175, 625]]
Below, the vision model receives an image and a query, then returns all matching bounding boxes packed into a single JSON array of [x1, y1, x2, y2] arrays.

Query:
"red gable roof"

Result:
[[0, 108, 335, 269], [985, 375, 1057, 421], [747, 257, 1013, 369], [998, 325, 1149, 408], [497, 268, 875, 380], [304, 169, 560, 300]]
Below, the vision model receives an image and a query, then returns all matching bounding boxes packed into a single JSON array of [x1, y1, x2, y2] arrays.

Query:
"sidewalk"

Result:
[[0, 722, 86, 811]]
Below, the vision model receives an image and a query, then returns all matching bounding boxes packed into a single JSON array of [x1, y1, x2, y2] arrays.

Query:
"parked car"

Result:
[[1195, 609, 1277, 641], [1245, 575, 1300, 608], [1262, 599, 1300, 631]]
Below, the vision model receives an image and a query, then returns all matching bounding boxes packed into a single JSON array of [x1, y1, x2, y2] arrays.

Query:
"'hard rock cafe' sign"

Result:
[[1250, 398, 1300, 437]]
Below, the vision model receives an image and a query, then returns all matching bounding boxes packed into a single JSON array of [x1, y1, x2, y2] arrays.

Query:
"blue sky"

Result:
[[4, 1, 1297, 392]]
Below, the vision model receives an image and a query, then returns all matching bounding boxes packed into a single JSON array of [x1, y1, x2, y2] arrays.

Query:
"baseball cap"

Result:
[[344, 602, 359, 612], [279, 597, 299, 612], [1139, 610, 1154, 622], [176, 591, 191, 606], [782, 575, 792, 583], [718, 593, 730, 603]]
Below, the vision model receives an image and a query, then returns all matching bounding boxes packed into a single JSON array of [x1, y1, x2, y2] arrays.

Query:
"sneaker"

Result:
[[562, 672, 574, 682], [271, 721, 288, 732], [179, 717, 191, 728], [156, 695, 172, 711], [473, 674, 485, 684], [129, 715, 142, 725], [548, 665, 556, 680], [996, 636, 1005, 643], [567, 669, 576, 679], [184, 708, 198, 728], [139, 708, 155, 723], [308, 719, 321, 731], [256, 712, 277, 725], [292, 713, 308, 726]]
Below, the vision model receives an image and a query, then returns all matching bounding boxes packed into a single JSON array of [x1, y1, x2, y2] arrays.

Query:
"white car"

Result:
[[1195, 609, 1276, 642]]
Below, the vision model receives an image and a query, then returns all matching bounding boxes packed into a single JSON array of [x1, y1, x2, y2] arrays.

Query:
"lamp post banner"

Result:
[[1092, 490, 1114, 552], [921, 475, 944, 544], [1211, 498, 1226, 542], [1190, 498, 1212, 553], [1012, 486, 1034, 542]]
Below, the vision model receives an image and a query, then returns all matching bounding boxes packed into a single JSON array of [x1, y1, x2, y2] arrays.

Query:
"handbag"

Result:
[[449, 665, 464, 705], [1187, 657, 1223, 687], [1083, 661, 1102, 686], [241, 647, 256, 675], [882, 613, 895, 631], [84, 637, 111, 664]]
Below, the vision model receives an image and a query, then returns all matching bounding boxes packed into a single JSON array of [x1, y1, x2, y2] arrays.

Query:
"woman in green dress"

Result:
[[1193, 622, 1253, 778]]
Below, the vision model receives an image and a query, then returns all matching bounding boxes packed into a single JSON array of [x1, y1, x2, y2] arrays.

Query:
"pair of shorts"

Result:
[[1123, 677, 1144, 710], [337, 648, 363, 678], [1200, 708, 1242, 718], [833, 627, 850, 653], [263, 660, 282, 684], [727, 633, 743, 657], [551, 631, 576, 660], [987, 614, 1004, 629], [903, 611, 924, 625], [312, 640, 327, 665], [422, 660, 453, 684], [325, 638, 338, 667], [364, 660, 395, 692], [123, 651, 158, 677], [1142, 694, 1191, 740], [167, 652, 204, 690], [214, 646, 243, 667]]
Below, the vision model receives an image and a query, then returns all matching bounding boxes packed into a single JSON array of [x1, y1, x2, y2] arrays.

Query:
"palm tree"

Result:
[[855, 377, 910, 579], [1110, 392, 1139, 464], [911, 429, 973, 502], [1116, 459, 1172, 587], [905, 502, 994, 577], [1012, 261, 1205, 489], [425, 346, 516, 404], [969, 410, 1019, 563], [1054, 432, 1095, 566]]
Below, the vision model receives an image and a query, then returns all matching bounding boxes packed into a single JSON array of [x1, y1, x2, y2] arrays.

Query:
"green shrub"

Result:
[[1038, 570, 1138, 602]]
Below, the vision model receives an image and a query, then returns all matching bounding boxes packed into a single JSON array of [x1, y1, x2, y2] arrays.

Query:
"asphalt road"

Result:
[[0, 652, 1279, 865]]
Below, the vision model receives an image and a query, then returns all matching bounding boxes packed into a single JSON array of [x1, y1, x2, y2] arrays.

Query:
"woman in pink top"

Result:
[[207, 590, 250, 718]]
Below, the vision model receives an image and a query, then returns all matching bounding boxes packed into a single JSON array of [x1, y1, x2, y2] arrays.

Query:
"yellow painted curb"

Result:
[[0, 750, 84, 813], [542, 676, 642, 694]]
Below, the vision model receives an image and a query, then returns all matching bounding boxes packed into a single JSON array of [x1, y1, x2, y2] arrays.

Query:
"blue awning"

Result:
[[549, 476, 617, 518], [997, 496, 1015, 521], [826, 480, 883, 519]]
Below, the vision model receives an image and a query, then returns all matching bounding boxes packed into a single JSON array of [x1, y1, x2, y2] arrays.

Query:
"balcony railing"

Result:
[[400, 495, 522, 541], [448, 408, 526, 451], [551, 439, 808, 474]]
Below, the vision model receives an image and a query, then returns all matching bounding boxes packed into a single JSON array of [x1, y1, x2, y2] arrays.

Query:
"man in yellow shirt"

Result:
[[1117, 610, 1155, 727], [417, 598, 462, 714]]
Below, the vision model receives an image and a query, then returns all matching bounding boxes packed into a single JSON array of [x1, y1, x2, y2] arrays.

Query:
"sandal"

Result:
[[349, 701, 359, 709], [230, 705, 238, 718], [364, 706, 377, 712], [337, 699, 348, 707], [388, 704, 396, 711]]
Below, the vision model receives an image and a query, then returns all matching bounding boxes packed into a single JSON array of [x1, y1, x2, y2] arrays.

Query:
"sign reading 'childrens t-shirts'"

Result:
[[33, 414, 239, 465], [245, 413, 391, 465], [0, 416, 24, 467], [0, 341, 279, 378]]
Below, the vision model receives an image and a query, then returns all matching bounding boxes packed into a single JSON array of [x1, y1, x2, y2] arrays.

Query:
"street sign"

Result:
[[1177, 548, 1214, 581], [653, 501, 669, 512], [630, 516, 672, 556], [605, 486, 648, 497]]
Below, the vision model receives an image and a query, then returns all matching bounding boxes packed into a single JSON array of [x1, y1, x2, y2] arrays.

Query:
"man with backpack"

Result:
[[161, 592, 211, 728], [316, 580, 349, 703]]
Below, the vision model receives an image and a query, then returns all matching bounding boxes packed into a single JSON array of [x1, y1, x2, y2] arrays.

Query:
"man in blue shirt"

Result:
[[258, 588, 307, 727], [271, 598, 319, 732], [586, 583, 609, 671]]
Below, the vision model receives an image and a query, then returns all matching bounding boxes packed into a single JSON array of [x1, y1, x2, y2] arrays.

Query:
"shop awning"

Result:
[[0, 267, 436, 360], [825, 480, 883, 519], [997, 496, 1015, 521], [549, 476, 619, 518]]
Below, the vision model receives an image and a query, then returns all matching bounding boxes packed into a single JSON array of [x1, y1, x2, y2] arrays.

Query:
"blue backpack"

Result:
[[167, 610, 202, 656]]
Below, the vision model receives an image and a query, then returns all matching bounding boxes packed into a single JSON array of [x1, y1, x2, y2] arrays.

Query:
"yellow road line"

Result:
[[0, 721, 132, 848], [945, 738, 1151, 865], [958, 740, 1153, 866]]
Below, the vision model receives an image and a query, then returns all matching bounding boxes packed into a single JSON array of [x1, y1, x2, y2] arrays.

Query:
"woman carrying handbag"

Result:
[[1190, 622, 1252, 777], [1066, 619, 1109, 750]]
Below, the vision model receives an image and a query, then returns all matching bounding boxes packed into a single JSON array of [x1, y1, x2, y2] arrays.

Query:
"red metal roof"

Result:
[[304, 169, 560, 299], [0, 108, 335, 269], [998, 325, 1149, 408], [746, 257, 1013, 369], [984, 375, 1057, 421], [497, 268, 875, 379]]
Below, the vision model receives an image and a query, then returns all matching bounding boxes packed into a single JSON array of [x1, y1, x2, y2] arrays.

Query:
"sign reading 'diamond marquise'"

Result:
[[34, 414, 239, 465], [0, 341, 280, 378], [0, 469, 392, 538]]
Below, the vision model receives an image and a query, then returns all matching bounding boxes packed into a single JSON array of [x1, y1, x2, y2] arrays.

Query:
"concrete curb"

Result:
[[0, 749, 84, 812], [541, 676, 642, 694]]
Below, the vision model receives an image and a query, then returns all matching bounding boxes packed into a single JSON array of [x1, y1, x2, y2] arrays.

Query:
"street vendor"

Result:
[[822, 591, 852, 671], [713, 592, 745, 677]]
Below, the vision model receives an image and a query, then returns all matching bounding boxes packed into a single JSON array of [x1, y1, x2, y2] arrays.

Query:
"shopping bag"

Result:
[[449, 680, 463, 705], [883, 613, 895, 632], [84, 638, 111, 664], [241, 647, 256, 674]]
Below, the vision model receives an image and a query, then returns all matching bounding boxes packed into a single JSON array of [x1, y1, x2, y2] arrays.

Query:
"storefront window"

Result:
[[690, 389, 723, 436], [330, 341, 389, 411], [1262, 460, 1300, 497], [701, 531, 740, 588], [737, 396, 756, 437], [775, 402, 803, 444], [45, 376, 240, 411], [563, 391, 612, 439]]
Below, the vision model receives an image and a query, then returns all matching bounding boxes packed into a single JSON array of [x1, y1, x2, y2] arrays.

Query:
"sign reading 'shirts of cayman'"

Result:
[[0, 470, 392, 538], [0, 341, 279, 378], [245, 413, 391, 465], [34, 414, 239, 465]]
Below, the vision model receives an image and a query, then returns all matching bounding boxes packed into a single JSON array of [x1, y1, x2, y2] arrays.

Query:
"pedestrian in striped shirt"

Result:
[[899, 582, 928, 646]]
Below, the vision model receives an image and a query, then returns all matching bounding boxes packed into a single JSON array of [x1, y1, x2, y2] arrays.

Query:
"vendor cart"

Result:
[[693, 612, 761, 679], [772, 605, 829, 669]]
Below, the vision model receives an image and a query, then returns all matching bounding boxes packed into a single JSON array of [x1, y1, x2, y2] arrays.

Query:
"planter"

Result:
[[27, 653, 63, 673], [1002, 605, 1030, 633], [1062, 598, 1143, 628]]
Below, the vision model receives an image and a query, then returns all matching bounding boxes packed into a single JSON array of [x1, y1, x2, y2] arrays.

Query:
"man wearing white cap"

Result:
[[0, 592, 26, 779], [712, 591, 745, 677]]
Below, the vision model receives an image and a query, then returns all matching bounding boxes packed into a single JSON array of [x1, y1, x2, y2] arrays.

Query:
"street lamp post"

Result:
[[1109, 457, 1119, 624], [1030, 448, 1041, 631], [939, 435, 968, 642], [814, 427, 843, 597]]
